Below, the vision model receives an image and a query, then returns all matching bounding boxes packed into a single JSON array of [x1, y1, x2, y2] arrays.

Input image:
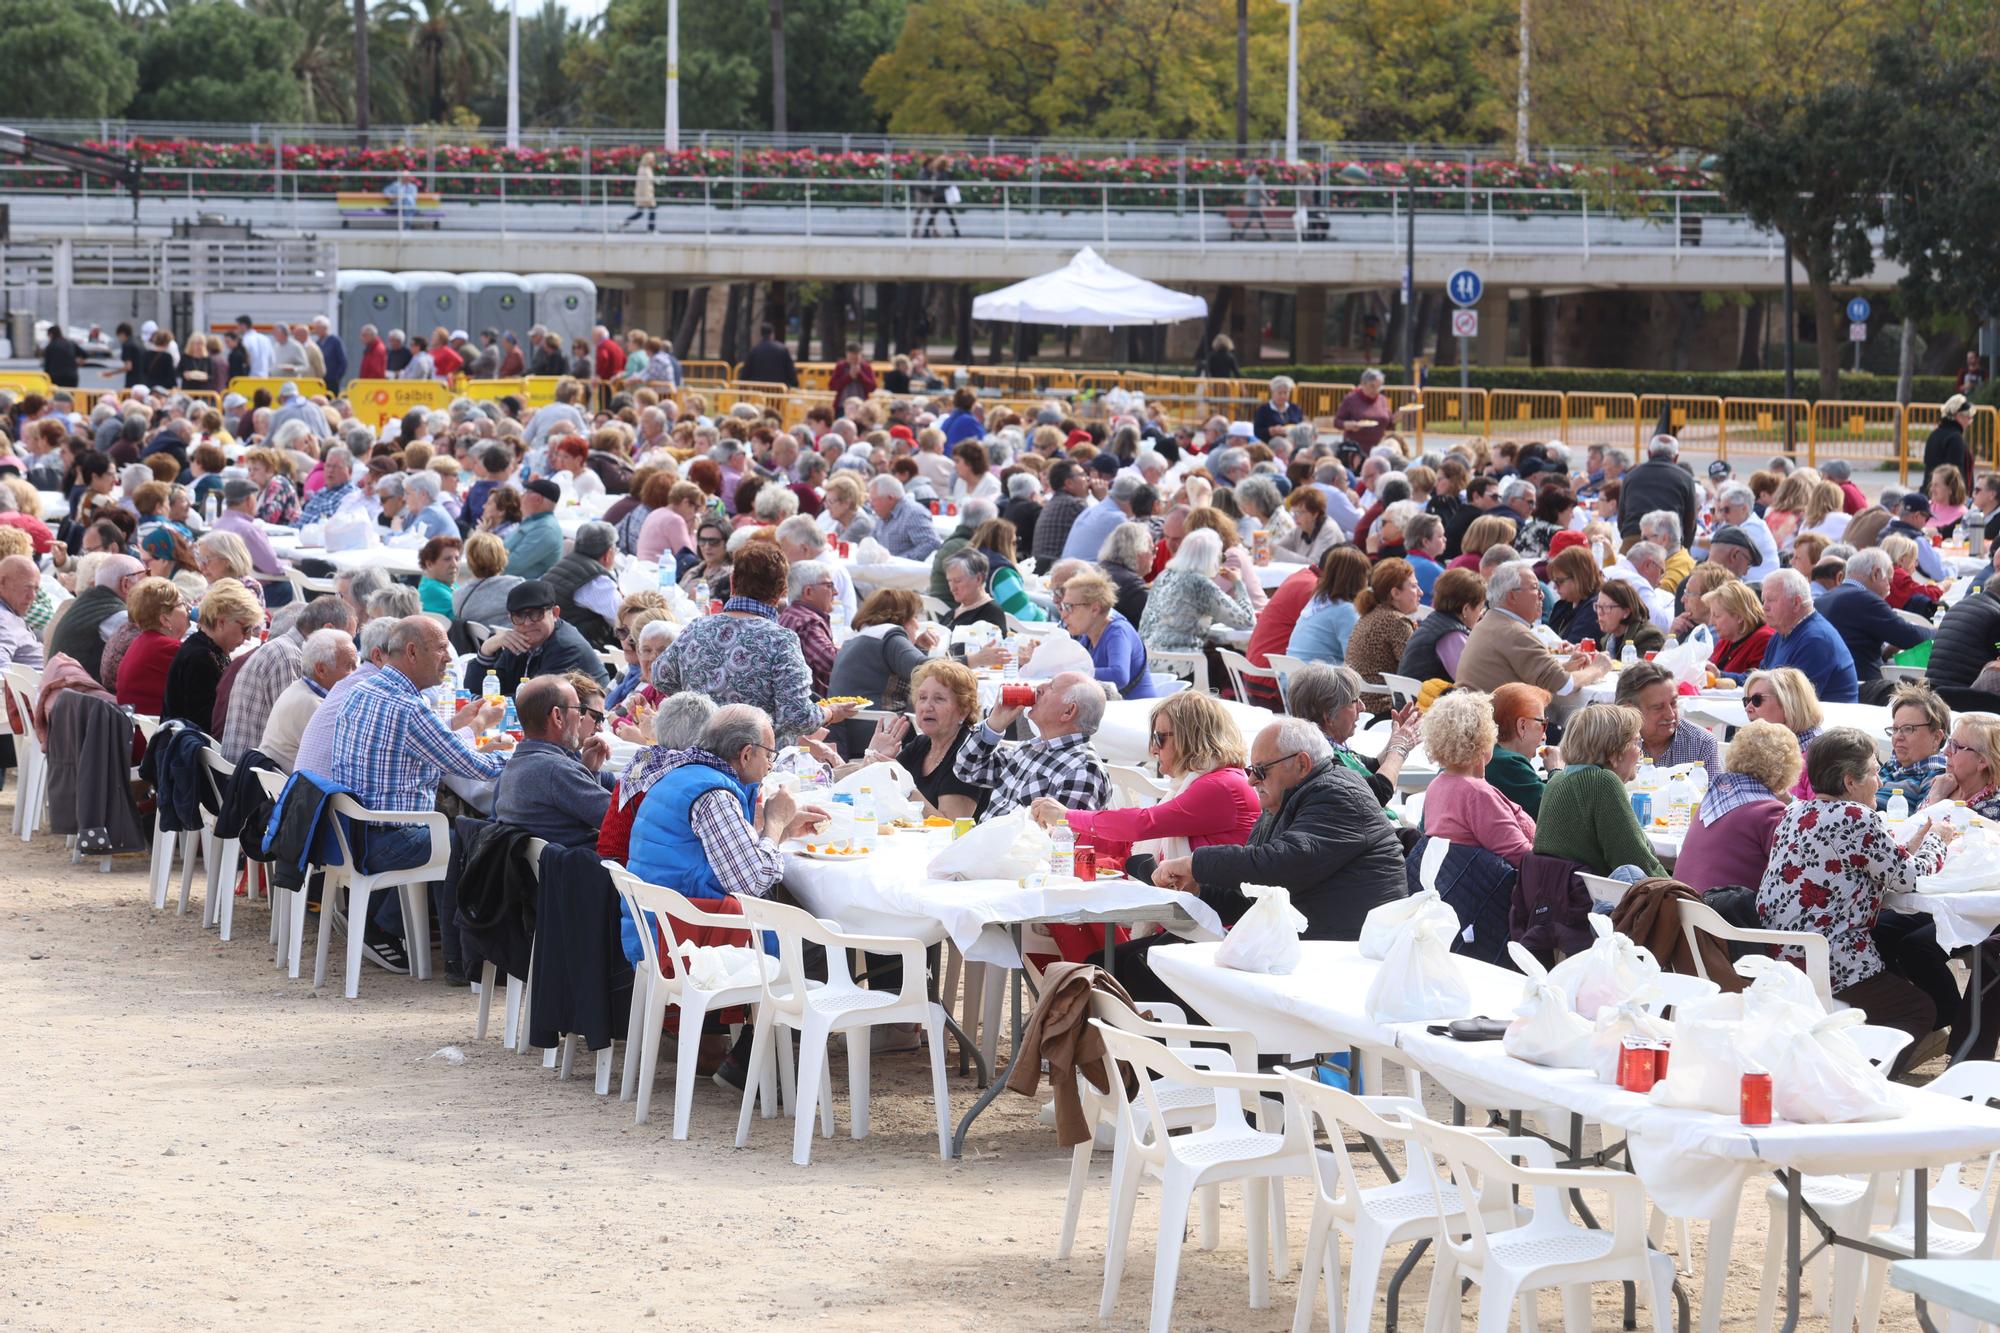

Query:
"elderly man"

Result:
[[1702, 525, 1760, 583], [271, 323, 308, 374], [1638, 510, 1694, 593], [1061, 471, 1147, 563], [329, 616, 509, 970], [310, 315, 346, 391], [778, 558, 838, 696], [268, 381, 331, 442], [218, 595, 356, 762], [293, 616, 396, 775], [357, 324, 387, 380], [1616, 434, 1699, 544], [1819, 457, 1867, 515], [1614, 660, 1720, 776], [50, 553, 141, 684], [866, 475, 943, 560], [472, 580, 609, 696], [540, 521, 622, 649], [954, 670, 1110, 817], [504, 478, 564, 579], [299, 448, 358, 524], [1031, 461, 1093, 566], [211, 479, 287, 584], [1497, 477, 1536, 527], [491, 673, 615, 847], [928, 496, 998, 600], [1760, 568, 1859, 702], [773, 513, 856, 623], [259, 627, 357, 770], [0, 555, 45, 671], [1818, 548, 1934, 689], [1154, 717, 1405, 939], [1706, 483, 1779, 578], [1604, 540, 1675, 630], [1000, 471, 1044, 556], [400, 470, 456, 541], [1456, 560, 1613, 723]]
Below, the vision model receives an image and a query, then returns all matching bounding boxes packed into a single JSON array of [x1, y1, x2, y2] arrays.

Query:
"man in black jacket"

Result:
[[740, 323, 798, 388], [1158, 717, 1406, 939], [1615, 435, 1699, 545], [1926, 580, 2000, 688]]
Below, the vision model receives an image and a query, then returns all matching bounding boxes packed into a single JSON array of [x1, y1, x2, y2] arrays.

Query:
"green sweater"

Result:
[[1530, 763, 1666, 878], [1484, 747, 1547, 818]]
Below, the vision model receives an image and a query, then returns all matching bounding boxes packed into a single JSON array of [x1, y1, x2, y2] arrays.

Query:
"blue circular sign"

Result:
[[1448, 269, 1483, 307], [1846, 296, 1872, 323]]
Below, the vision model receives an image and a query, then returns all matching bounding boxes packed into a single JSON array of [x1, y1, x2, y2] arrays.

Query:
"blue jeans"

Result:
[[355, 823, 432, 935]]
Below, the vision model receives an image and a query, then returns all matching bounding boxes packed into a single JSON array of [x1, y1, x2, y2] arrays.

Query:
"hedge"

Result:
[[1247, 365, 1959, 406]]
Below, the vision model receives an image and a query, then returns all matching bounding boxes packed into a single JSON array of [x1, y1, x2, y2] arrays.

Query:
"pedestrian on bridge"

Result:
[[622, 152, 658, 233]]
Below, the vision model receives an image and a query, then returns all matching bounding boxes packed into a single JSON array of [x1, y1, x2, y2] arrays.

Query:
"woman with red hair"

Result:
[[1485, 682, 1556, 816]]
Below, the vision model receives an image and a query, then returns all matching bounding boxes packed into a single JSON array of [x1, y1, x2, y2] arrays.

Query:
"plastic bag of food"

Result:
[[1365, 914, 1470, 1022], [1214, 884, 1309, 975], [1358, 889, 1458, 961], [1502, 943, 1597, 1069]]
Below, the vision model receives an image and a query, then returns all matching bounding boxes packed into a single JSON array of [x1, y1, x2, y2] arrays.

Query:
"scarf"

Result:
[[1699, 771, 1778, 826], [615, 744, 701, 812], [1133, 769, 1198, 863], [721, 596, 778, 621]]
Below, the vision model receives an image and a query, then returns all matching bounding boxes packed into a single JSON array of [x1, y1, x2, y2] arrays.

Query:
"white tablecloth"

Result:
[[1687, 699, 1892, 757], [839, 554, 932, 592], [1255, 560, 1307, 591], [1095, 696, 1274, 767], [780, 831, 1223, 966], [1888, 886, 2000, 951], [38, 490, 66, 521]]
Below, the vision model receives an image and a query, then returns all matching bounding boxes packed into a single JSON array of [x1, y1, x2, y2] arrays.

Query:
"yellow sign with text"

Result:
[[347, 378, 453, 430], [227, 376, 328, 402]]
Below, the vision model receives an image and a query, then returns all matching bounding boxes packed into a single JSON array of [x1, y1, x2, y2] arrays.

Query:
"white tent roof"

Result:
[[970, 247, 1207, 327]]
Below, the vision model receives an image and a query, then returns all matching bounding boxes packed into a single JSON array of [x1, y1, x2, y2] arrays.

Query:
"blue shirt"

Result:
[[1410, 553, 1444, 604], [405, 501, 457, 541], [1763, 609, 1860, 703], [1080, 612, 1158, 699], [329, 664, 504, 813], [503, 510, 563, 579], [1060, 497, 1126, 562], [874, 498, 943, 560], [1287, 597, 1359, 665], [940, 411, 983, 451], [299, 481, 357, 525]]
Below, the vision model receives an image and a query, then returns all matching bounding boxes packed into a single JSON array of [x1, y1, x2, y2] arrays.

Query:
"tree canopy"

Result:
[[0, 0, 139, 119], [130, 0, 308, 122]]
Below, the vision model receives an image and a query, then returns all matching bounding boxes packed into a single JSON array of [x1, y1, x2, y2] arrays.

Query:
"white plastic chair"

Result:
[[1679, 897, 1835, 1010], [608, 864, 792, 1138], [1148, 649, 1209, 695], [1265, 652, 1312, 711], [1379, 672, 1425, 708], [1217, 648, 1282, 705], [1282, 1071, 1517, 1333], [919, 594, 952, 620], [1093, 1020, 1314, 1333], [1107, 763, 1170, 810], [4, 664, 47, 840], [1579, 871, 1632, 908], [313, 794, 447, 998], [1412, 1115, 1677, 1333], [731, 895, 952, 1166]]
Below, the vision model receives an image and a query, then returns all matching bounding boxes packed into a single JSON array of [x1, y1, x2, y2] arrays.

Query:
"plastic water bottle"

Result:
[[1662, 634, 1680, 655], [502, 698, 519, 735], [657, 560, 673, 594], [1620, 642, 1638, 667], [1001, 636, 1021, 681], [1050, 815, 1076, 879], [693, 578, 711, 610], [482, 671, 503, 708], [857, 786, 878, 850], [1665, 771, 1693, 828], [1886, 788, 1911, 823], [203, 492, 219, 522]]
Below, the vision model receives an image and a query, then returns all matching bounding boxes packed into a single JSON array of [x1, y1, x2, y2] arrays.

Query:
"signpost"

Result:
[[1847, 296, 1871, 371], [1448, 269, 1482, 395]]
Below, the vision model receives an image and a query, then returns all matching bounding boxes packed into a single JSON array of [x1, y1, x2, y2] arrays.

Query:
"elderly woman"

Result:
[[823, 587, 936, 755], [1344, 557, 1422, 709], [1397, 566, 1484, 684], [1485, 682, 1556, 816], [1254, 374, 1304, 442], [478, 483, 522, 540], [1285, 660, 1422, 808], [1421, 690, 1538, 867], [637, 479, 705, 567], [113, 577, 191, 717], [941, 549, 1008, 636], [1676, 720, 1800, 895], [163, 579, 262, 730], [1273, 485, 1341, 567], [416, 535, 461, 617], [1234, 475, 1291, 545], [679, 517, 734, 601], [1595, 579, 1663, 660], [244, 447, 300, 526], [952, 440, 1001, 502], [1186, 506, 1268, 611], [1706, 579, 1773, 679], [1668, 560, 1736, 640], [194, 530, 266, 614], [609, 615, 677, 738], [1097, 520, 1152, 627], [1929, 464, 1970, 537], [820, 473, 875, 545], [1919, 708, 2000, 817], [1446, 513, 1517, 573], [966, 517, 1044, 623], [1284, 544, 1370, 665], [1531, 703, 1667, 879], [138, 524, 199, 581], [1758, 727, 1950, 1053], [851, 659, 989, 820], [654, 541, 850, 747], [1545, 544, 1604, 646], [1334, 368, 1393, 463], [453, 531, 522, 628], [1877, 682, 1951, 810], [550, 436, 606, 506], [1053, 568, 1156, 700], [1138, 528, 1254, 653], [1763, 467, 1822, 549], [1743, 665, 1823, 799], [598, 691, 718, 865]]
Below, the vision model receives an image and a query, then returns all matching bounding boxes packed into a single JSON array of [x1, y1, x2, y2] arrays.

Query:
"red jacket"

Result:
[[430, 343, 463, 379], [1247, 566, 1318, 668], [594, 337, 626, 382], [827, 359, 877, 402], [1887, 564, 1943, 610], [359, 339, 387, 380], [1710, 623, 1774, 677]]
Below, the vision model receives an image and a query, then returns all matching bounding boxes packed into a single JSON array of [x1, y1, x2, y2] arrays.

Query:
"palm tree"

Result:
[[355, 0, 371, 139], [769, 0, 786, 137], [248, 0, 354, 122], [379, 0, 503, 123]]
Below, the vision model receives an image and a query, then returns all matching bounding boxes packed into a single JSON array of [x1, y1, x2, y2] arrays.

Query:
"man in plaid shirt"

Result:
[[954, 670, 1111, 818], [218, 595, 354, 762]]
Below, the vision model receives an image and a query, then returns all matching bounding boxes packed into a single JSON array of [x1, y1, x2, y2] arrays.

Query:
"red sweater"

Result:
[[1887, 565, 1943, 611], [359, 340, 387, 380], [115, 631, 182, 716], [1247, 566, 1318, 668], [1710, 623, 1774, 678]]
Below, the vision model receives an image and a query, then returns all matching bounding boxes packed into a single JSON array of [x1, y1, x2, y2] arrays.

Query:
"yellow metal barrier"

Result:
[[0, 371, 55, 397], [345, 378, 454, 430], [1488, 390, 1566, 441], [1638, 395, 1724, 455], [459, 378, 528, 404], [1718, 398, 1809, 465], [1907, 403, 1999, 474], [1416, 387, 1489, 443], [1563, 393, 1641, 453], [1293, 381, 1354, 425], [679, 359, 733, 383], [1810, 400, 1907, 477], [796, 362, 834, 391]]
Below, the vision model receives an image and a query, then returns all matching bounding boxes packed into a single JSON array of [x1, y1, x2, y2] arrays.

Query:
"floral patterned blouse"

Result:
[[650, 604, 825, 746], [1755, 797, 1946, 992], [257, 475, 301, 526]]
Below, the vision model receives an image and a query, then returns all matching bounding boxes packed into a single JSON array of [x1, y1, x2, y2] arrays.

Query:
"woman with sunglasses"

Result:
[[1742, 666, 1823, 799], [678, 518, 734, 602], [1919, 710, 2000, 818]]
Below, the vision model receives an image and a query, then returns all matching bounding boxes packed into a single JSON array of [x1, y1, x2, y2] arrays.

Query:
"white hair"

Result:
[[1639, 509, 1682, 549], [868, 474, 905, 501], [1485, 559, 1539, 606], [1006, 471, 1039, 500], [300, 627, 353, 675], [1627, 541, 1665, 571], [637, 618, 678, 652], [1718, 482, 1753, 510], [653, 691, 715, 749], [1061, 676, 1108, 735], [1762, 568, 1810, 607], [752, 485, 799, 522], [1166, 527, 1225, 579], [773, 513, 826, 554], [404, 470, 440, 504], [1268, 715, 1333, 764], [1648, 434, 1680, 460], [787, 558, 830, 599], [1844, 548, 1892, 584], [960, 497, 998, 528]]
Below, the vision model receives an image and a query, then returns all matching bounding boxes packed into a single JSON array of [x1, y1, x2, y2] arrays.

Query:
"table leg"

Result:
[[1951, 943, 1986, 1065], [1383, 1237, 1428, 1333], [950, 925, 1026, 1158], [1915, 1167, 1942, 1333], [1777, 1169, 1802, 1333]]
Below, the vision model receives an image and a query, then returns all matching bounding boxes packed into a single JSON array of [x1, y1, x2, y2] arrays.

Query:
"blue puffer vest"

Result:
[[619, 754, 759, 964]]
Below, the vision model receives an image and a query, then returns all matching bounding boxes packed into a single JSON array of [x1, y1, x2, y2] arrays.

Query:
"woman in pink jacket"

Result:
[[1417, 689, 1537, 867]]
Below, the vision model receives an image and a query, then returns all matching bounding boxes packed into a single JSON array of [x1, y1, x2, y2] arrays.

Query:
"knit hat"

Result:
[[1547, 530, 1590, 557]]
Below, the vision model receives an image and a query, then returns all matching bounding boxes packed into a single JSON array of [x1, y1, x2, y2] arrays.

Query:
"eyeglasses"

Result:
[[1148, 730, 1175, 749], [1886, 722, 1941, 739], [698, 534, 725, 547], [747, 741, 780, 759], [1524, 716, 1549, 728], [1244, 752, 1302, 782], [509, 607, 555, 624], [1744, 692, 1771, 709], [1947, 737, 1982, 757]]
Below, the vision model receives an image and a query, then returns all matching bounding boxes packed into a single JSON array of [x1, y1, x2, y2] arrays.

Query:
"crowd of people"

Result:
[[2, 341, 1994, 1075]]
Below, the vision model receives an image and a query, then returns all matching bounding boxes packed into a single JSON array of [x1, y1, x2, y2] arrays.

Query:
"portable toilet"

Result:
[[336, 269, 400, 363], [462, 271, 533, 347], [526, 273, 598, 348], [399, 271, 468, 339]]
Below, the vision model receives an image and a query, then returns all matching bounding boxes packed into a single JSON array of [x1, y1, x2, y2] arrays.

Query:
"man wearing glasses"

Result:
[[471, 580, 610, 697], [1153, 716, 1405, 940], [492, 674, 616, 848]]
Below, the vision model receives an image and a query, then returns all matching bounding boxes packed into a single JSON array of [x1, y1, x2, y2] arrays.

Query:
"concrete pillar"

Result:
[[1294, 287, 1326, 366]]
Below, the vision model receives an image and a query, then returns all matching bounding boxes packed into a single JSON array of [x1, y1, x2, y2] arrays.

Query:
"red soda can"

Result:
[[1643, 651, 1658, 662], [1616, 1041, 1657, 1093], [947, 502, 958, 516], [708, 599, 724, 614], [1579, 638, 1597, 654], [837, 539, 850, 558], [1074, 844, 1096, 881], [929, 500, 940, 514], [1653, 1041, 1670, 1080], [1740, 1071, 1773, 1125], [1000, 683, 1036, 707]]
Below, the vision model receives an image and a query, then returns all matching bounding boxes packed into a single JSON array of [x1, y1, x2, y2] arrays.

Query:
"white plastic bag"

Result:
[[1655, 625, 1715, 689], [678, 943, 779, 992], [1018, 631, 1093, 682], [1763, 1010, 1906, 1124], [1214, 884, 1308, 975], [831, 760, 917, 802], [1649, 990, 1750, 1113], [322, 506, 378, 553], [1365, 915, 1470, 1022], [1358, 889, 1458, 961], [1547, 915, 1663, 1020], [1502, 943, 1598, 1069], [1589, 1001, 1676, 1083], [1920, 833, 2000, 895], [925, 808, 1052, 881], [853, 536, 891, 565], [1737, 953, 1829, 1025]]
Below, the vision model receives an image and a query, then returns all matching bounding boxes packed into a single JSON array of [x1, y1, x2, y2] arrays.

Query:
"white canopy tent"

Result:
[[970, 247, 1207, 327]]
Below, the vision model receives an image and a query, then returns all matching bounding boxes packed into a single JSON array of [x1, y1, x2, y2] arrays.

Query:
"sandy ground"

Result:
[[0, 780, 1932, 1331]]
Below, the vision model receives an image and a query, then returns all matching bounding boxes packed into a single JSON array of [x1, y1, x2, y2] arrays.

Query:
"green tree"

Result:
[[249, 0, 355, 121], [130, 0, 305, 121], [0, 0, 138, 118], [378, 0, 503, 123], [563, 0, 757, 130]]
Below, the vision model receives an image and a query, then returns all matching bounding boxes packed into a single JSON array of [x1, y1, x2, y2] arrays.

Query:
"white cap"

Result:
[[1225, 421, 1255, 439]]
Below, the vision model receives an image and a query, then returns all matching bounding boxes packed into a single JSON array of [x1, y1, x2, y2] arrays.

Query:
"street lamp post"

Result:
[[1340, 163, 1417, 386], [505, 0, 519, 149], [1281, 0, 1299, 165], [664, 0, 680, 153]]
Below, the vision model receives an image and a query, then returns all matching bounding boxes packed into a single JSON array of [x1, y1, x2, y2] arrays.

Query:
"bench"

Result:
[[335, 190, 443, 229]]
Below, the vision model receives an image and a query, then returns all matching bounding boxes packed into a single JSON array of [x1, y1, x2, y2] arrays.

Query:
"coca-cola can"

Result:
[[1653, 1041, 1671, 1080], [1740, 1071, 1773, 1126], [1074, 845, 1096, 881], [1000, 683, 1036, 707], [1616, 1041, 1657, 1093]]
